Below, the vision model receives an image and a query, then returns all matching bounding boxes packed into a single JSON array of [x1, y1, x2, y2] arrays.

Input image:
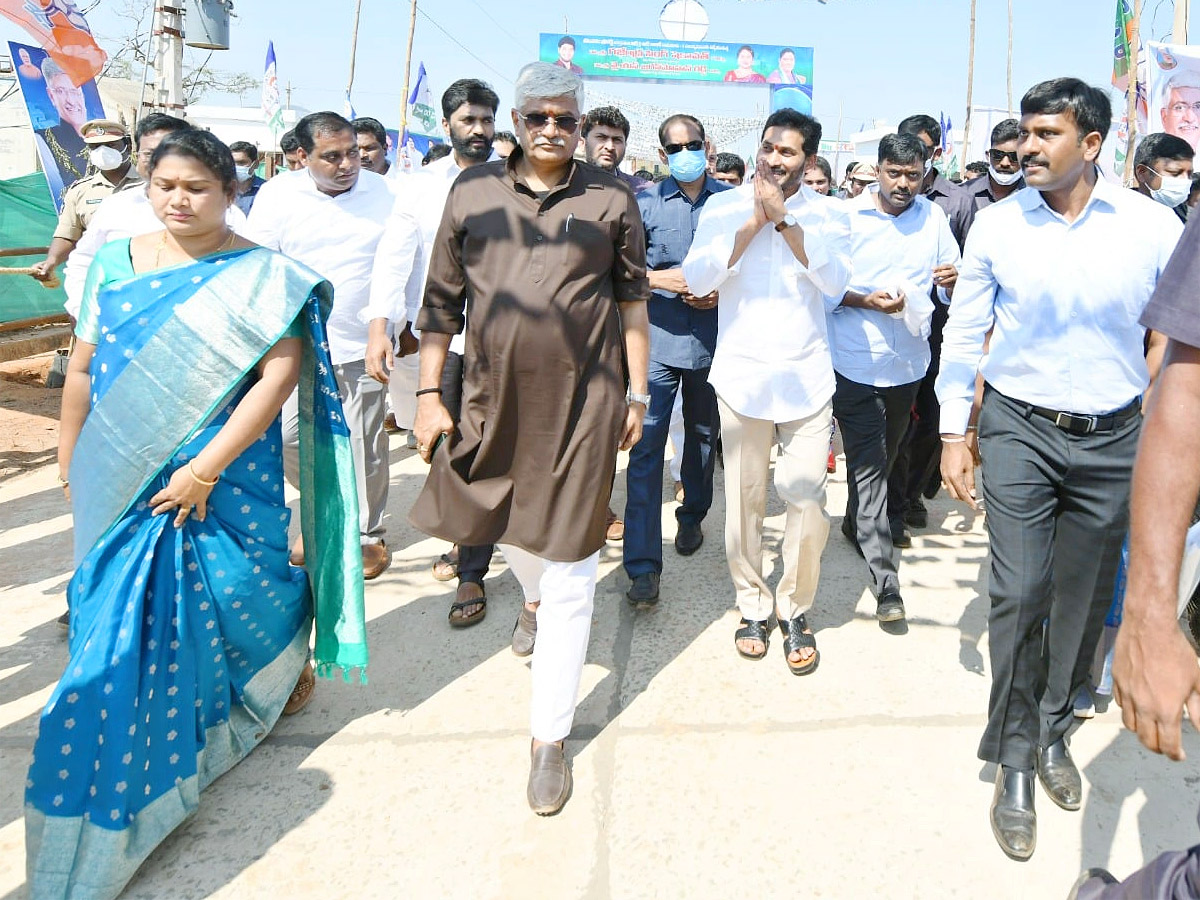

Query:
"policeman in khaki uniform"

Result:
[[31, 119, 142, 285]]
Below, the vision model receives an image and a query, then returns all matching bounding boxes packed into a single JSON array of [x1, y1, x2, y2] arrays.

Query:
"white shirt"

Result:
[[245, 168, 395, 365], [682, 183, 852, 421], [828, 190, 960, 387], [63, 187, 248, 318], [364, 150, 500, 356], [936, 177, 1184, 434]]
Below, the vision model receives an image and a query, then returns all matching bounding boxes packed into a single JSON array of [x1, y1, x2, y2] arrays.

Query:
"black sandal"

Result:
[[448, 586, 487, 629], [734, 618, 771, 660], [778, 614, 819, 676]]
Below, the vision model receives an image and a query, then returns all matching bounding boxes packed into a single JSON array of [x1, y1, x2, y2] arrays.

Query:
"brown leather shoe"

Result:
[[383, 412, 401, 434], [527, 741, 571, 815], [605, 507, 625, 542], [362, 542, 391, 580], [512, 605, 537, 657], [289, 534, 305, 567]]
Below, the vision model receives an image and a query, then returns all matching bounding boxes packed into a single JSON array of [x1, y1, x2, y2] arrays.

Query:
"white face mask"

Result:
[[234, 164, 254, 181], [988, 165, 1022, 186], [923, 157, 934, 176], [1150, 173, 1192, 208], [89, 144, 125, 172]]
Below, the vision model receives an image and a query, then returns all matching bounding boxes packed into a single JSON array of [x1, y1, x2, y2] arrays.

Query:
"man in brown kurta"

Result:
[[410, 62, 650, 815]]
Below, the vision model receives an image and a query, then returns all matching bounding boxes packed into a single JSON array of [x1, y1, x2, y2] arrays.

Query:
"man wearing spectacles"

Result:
[[622, 114, 730, 609], [411, 61, 650, 816], [1160, 72, 1200, 152], [964, 119, 1025, 213]]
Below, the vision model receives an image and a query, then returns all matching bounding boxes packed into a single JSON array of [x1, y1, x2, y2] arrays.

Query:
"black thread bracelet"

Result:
[[415, 387, 443, 397]]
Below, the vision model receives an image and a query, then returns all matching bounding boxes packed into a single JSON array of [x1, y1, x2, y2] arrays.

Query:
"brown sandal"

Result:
[[431, 546, 459, 582], [283, 663, 315, 715]]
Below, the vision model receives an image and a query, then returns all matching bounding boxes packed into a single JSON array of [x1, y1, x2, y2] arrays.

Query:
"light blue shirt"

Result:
[[936, 176, 1183, 434], [827, 190, 960, 387]]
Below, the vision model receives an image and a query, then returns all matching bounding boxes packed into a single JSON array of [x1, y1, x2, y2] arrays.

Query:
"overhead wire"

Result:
[[464, 0, 529, 55], [415, 4, 514, 85]]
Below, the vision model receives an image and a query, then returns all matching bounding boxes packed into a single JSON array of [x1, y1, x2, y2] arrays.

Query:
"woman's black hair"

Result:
[[149, 128, 237, 195]]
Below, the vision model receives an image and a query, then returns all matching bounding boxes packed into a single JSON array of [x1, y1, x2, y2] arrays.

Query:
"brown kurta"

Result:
[[410, 151, 649, 561]]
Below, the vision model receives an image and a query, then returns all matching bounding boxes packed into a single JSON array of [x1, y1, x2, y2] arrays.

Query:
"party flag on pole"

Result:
[[1113, 0, 1136, 93], [262, 40, 284, 137]]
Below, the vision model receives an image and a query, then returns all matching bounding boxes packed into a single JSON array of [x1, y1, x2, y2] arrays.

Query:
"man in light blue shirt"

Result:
[[828, 133, 959, 627], [937, 78, 1183, 862]]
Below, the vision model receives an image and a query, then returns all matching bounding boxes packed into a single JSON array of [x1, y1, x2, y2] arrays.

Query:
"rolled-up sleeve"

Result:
[[362, 197, 422, 326], [683, 199, 740, 298], [613, 186, 649, 304], [801, 202, 851, 301], [417, 182, 467, 335], [935, 220, 996, 434]]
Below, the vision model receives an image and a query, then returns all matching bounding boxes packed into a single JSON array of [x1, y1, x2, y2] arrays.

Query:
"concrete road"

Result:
[[2, 438, 1198, 899]]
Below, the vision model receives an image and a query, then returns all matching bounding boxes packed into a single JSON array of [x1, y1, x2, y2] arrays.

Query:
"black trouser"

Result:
[[833, 374, 921, 596], [976, 386, 1139, 770], [439, 351, 493, 587], [889, 299, 949, 512]]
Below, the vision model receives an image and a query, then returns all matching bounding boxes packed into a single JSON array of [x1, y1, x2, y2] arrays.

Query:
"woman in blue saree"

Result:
[[26, 130, 368, 899]]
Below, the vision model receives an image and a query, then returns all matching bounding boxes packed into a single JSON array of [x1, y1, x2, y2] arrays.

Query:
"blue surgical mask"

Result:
[[235, 164, 253, 181], [667, 148, 707, 183]]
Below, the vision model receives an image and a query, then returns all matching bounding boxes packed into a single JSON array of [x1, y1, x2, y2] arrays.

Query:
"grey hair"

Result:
[[513, 62, 584, 110], [1166, 70, 1200, 93], [40, 55, 65, 82]]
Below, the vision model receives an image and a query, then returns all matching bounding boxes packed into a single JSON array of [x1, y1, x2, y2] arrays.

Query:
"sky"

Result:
[[0, 0, 1190, 148]]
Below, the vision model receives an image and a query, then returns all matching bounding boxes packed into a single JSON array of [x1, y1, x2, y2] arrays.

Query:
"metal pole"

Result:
[[1125, 0, 1142, 185], [1006, 0, 1014, 116], [346, 0, 364, 111], [399, 0, 418, 136], [962, 0, 977, 164], [1173, 0, 1189, 43]]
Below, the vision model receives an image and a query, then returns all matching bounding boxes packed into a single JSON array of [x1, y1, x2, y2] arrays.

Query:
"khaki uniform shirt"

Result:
[[53, 169, 142, 243]]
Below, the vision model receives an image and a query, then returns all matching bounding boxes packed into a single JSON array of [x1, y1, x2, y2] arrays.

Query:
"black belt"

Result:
[[1025, 397, 1141, 436]]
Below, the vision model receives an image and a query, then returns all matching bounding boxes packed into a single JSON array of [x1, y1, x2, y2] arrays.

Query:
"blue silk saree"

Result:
[[25, 242, 368, 900]]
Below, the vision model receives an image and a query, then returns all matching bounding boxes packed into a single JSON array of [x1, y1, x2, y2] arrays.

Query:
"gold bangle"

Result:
[[187, 460, 219, 487]]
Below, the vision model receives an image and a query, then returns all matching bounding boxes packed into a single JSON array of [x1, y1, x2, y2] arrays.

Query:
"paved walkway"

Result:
[[2, 438, 1198, 899]]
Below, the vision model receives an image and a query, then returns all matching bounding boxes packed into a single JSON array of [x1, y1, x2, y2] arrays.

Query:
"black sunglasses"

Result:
[[663, 139, 704, 155], [988, 148, 1020, 165], [518, 112, 580, 134]]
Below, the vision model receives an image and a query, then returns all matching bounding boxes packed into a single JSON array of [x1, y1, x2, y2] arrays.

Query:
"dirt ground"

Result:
[[0, 351, 61, 480]]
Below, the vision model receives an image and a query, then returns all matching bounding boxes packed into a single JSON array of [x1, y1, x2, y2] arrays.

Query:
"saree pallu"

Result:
[[26, 247, 368, 900]]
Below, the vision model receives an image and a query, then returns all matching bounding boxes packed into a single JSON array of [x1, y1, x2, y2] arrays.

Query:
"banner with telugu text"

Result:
[[539, 32, 812, 92]]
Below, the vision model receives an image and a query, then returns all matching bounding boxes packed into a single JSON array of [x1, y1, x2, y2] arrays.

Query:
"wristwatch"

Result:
[[627, 389, 651, 407], [774, 214, 798, 232]]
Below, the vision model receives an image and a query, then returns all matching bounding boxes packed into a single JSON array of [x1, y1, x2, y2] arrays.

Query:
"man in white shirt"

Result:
[[829, 133, 960, 628], [937, 78, 1184, 861], [363, 78, 500, 626], [683, 108, 852, 675], [62, 114, 252, 317], [246, 111, 396, 580]]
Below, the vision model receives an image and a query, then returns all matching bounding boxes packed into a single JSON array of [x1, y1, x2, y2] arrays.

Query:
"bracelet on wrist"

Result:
[[965, 425, 978, 432], [187, 460, 219, 487], [941, 436, 967, 444], [415, 387, 443, 397]]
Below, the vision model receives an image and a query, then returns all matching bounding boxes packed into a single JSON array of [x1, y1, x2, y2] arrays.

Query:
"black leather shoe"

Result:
[[889, 518, 912, 549], [675, 521, 704, 556], [876, 589, 906, 623], [990, 766, 1036, 861], [1037, 738, 1082, 811], [903, 498, 928, 529], [626, 572, 660, 607]]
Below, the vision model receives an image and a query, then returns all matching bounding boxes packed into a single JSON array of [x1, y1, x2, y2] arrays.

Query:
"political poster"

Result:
[[1146, 42, 1200, 154], [539, 33, 812, 90], [9, 39, 106, 210]]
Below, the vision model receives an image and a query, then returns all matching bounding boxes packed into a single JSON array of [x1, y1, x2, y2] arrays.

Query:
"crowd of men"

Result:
[[31, 60, 1200, 889]]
